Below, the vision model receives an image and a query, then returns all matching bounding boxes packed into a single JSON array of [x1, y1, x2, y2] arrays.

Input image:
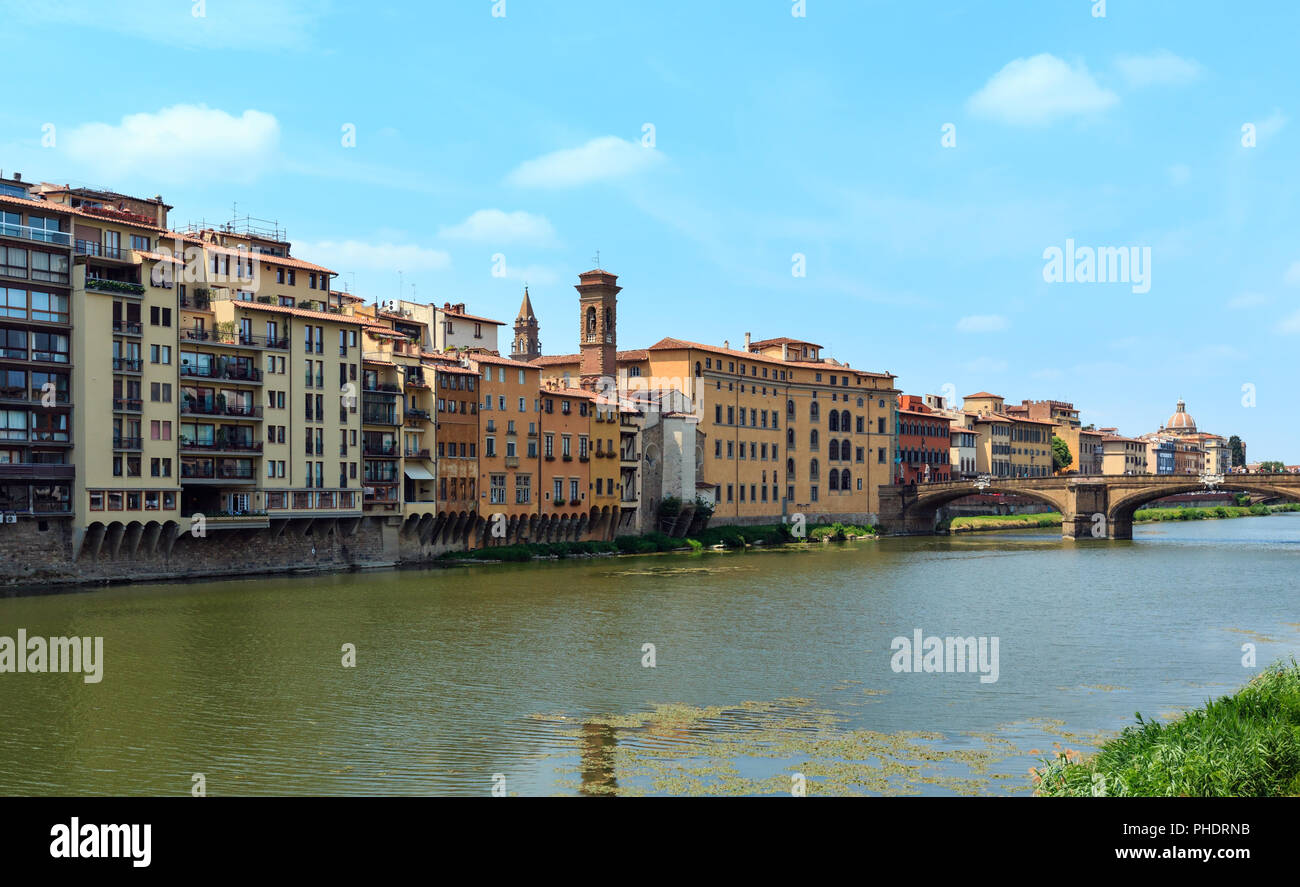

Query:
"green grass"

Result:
[[1035, 660, 1300, 797], [1135, 503, 1300, 522], [945, 512, 1063, 531]]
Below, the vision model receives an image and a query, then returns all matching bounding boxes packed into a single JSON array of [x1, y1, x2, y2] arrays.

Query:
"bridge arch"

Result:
[[1107, 479, 1300, 524]]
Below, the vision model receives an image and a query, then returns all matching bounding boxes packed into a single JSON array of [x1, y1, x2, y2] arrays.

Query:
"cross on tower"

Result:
[[592, 250, 600, 269]]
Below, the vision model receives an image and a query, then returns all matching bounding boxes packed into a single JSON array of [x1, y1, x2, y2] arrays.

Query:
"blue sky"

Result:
[[2, 0, 1297, 459]]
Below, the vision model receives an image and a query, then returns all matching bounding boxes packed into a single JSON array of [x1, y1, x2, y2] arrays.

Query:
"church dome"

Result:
[[1164, 399, 1196, 432]]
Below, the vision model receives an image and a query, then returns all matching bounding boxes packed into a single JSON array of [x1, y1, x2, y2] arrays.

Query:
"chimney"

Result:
[[744, 332, 751, 351], [12, 173, 20, 182], [781, 343, 789, 361], [723, 339, 729, 350]]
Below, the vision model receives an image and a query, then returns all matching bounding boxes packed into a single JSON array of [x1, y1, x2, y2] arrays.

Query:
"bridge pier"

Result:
[[1107, 517, 1133, 540]]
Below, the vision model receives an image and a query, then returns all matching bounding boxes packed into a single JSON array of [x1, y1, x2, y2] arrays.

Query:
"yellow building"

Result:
[[533, 276, 898, 524]]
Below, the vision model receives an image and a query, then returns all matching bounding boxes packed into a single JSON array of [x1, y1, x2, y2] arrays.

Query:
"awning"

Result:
[[403, 466, 434, 480]]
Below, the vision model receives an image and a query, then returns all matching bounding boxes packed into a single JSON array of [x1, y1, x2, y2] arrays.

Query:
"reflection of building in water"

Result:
[[579, 720, 619, 796]]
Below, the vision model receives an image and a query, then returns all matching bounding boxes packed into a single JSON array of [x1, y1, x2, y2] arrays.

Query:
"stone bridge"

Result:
[[877, 474, 1300, 539]]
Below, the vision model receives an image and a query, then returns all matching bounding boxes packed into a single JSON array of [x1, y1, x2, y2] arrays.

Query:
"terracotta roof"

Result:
[[135, 251, 186, 266], [899, 408, 951, 420], [220, 300, 367, 325], [530, 349, 649, 367], [468, 353, 538, 369], [749, 336, 820, 348], [431, 364, 478, 376], [163, 232, 335, 275], [965, 391, 1002, 399], [363, 358, 396, 367], [440, 308, 504, 325], [647, 336, 893, 379]]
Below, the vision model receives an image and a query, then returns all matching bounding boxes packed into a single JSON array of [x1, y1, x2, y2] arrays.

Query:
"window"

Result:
[[30, 251, 68, 284], [490, 474, 506, 504]]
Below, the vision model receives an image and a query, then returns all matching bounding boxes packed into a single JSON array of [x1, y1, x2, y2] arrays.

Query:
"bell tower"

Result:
[[576, 268, 620, 389], [510, 286, 540, 361]]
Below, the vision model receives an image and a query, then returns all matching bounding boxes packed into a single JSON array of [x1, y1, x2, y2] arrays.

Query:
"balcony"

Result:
[[85, 277, 145, 296], [112, 320, 143, 336], [113, 357, 143, 373], [621, 449, 639, 463], [363, 441, 399, 457], [112, 397, 142, 413], [180, 439, 263, 454], [504, 455, 520, 468], [180, 463, 257, 483], [0, 223, 71, 246], [180, 364, 263, 384], [180, 328, 289, 350], [76, 240, 134, 262], [0, 463, 74, 480], [111, 436, 143, 450], [180, 292, 211, 311], [181, 400, 263, 419], [404, 408, 431, 425], [363, 382, 402, 394]]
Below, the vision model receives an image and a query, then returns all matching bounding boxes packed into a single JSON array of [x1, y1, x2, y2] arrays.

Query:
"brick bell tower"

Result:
[[510, 286, 540, 362], [576, 267, 620, 389]]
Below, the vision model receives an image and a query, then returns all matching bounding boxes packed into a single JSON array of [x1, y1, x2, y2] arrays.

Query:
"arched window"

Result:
[[828, 439, 839, 460], [786, 428, 795, 447], [809, 459, 820, 480], [841, 410, 850, 430], [694, 361, 702, 377], [810, 429, 819, 449], [787, 399, 795, 416], [828, 469, 840, 491], [809, 402, 819, 421], [585, 306, 597, 339], [828, 411, 839, 432], [842, 468, 852, 489], [787, 458, 795, 476], [841, 439, 850, 459]]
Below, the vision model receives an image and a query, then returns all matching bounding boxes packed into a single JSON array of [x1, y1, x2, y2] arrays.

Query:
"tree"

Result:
[[1229, 435, 1246, 467], [1259, 460, 1286, 473], [1051, 435, 1074, 472]]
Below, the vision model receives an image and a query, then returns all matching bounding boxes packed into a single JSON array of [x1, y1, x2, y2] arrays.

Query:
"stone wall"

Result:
[[0, 516, 394, 592]]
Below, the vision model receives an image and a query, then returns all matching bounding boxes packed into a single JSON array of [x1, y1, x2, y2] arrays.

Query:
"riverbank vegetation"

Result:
[[437, 521, 881, 562], [943, 503, 1300, 533], [1034, 661, 1300, 797]]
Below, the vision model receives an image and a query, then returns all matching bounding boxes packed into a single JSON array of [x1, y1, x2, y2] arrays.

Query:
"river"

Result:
[[2, 514, 1298, 796]]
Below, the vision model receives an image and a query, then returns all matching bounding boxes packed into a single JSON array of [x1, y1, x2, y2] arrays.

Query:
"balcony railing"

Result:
[[181, 463, 257, 480], [112, 320, 143, 336], [180, 293, 211, 310], [363, 382, 402, 394], [113, 357, 143, 373], [76, 240, 131, 261], [179, 364, 263, 383], [112, 397, 143, 412], [179, 439, 263, 453], [181, 400, 262, 419], [0, 463, 74, 480], [363, 442, 399, 457], [112, 436, 143, 450], [180, 328, 289, 349], [404, 408, 431, 424], [0, 223, 71, 246], [86, 278, 145, 296]]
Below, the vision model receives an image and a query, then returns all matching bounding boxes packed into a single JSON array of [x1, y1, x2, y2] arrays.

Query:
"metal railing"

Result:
[[0, 223, 71, 246]]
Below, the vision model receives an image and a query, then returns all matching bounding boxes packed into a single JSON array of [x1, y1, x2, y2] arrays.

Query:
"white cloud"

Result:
[[506, 136, 664, 188], [956, 314, 1008, 333], [1259, 109, 1288, 139], [438, 209, 557, 246], [966, 54, 1118, 126], [1115, 50, 1203, 88], [1228, 292, 1269, 309], [293, 240, 451, 272], [62, 105, 279, 184]]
